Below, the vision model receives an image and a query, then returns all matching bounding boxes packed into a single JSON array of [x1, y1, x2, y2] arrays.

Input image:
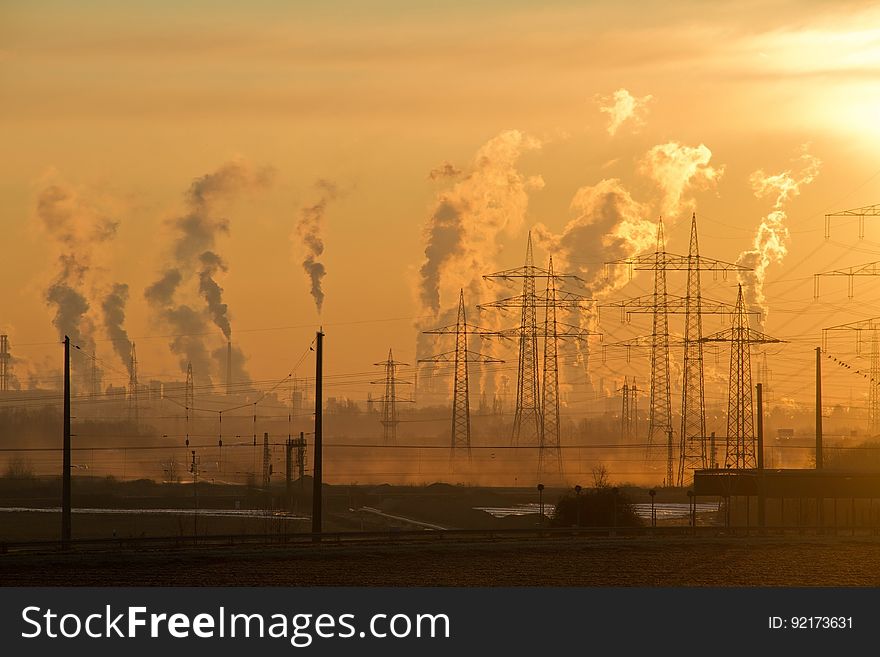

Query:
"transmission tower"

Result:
[[540, 257, 562, 475], [680, 215, 706, 485], [128, 342, 139, 422], [822, 316, 880, 436], [371, 348, 412, 444], [482, 237, 591, 451], [702, 285, 783, 468], [825, 203, 880, 239], [483, 234, 543, 445], [618, 377, 639, 440], [481, 253, 595, 474], [185, 362, 194, 447], [604, 215, 750, 482], [421, 290, 503, 461], [0, 335, 9, 392]]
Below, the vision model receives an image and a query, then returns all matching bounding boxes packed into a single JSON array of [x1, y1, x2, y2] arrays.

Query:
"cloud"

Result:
[[597, 88, 653, 136], [639, 142, 724, 216]]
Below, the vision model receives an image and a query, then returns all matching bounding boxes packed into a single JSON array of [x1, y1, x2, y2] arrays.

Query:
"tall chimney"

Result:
[[226, 339, 232, 396]]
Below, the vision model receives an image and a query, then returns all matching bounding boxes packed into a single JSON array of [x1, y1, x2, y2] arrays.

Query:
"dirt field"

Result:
[[4, 535, 880, 586]]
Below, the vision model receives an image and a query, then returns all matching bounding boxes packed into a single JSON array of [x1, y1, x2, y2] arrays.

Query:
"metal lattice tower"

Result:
[[481, 253, 595, 474], [679, 215, 707, 485], [371, 348, 411, 445], [540, 257, 562, 476], [703, 285, 783, 468], [872, 332, 880, 435], [0, 335, 9, 392], [185, 362, 194, 446], [482, 240, 593, 454], [128, 342, 139, 422], [604, 215, 750, 480], [648, 221, 672, 463], [503, 234, 542, 445], [619, 377, 639, 440], [421, 290, 502, 461]]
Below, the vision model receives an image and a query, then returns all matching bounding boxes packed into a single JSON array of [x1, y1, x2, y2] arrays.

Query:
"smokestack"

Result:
[[226, 339, 232, 395]]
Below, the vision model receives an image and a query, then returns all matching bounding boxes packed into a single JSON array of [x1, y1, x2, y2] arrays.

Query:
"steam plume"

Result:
[[737, 146, 821, 325], [418, 129, 543, 316], [198, 251, 230, 339], [146, 159, 270, 382], [640, 142, 723, 216], [102, 283, 133, 375], [295, 179, 337, 314], [533, 179, 655, 389], [36, 180, 119, 390], [598, 88, 653, 136]]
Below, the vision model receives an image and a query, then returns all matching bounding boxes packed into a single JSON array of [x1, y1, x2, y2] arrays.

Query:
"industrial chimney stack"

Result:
[[226, 339, 232, 396]]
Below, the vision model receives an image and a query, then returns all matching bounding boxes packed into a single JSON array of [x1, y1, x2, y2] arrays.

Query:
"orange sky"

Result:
[[2, 0, 880, 413]]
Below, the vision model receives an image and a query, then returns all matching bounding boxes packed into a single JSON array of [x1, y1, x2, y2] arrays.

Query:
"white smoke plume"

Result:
[[418, 129, 543, 316], [416, 130, 543, 405], [640, 142, 724, 217], [533, 179, 655, 390], [146, 159, 271, 384], [597, 88, 653, 136], [295, 179, 338, 315], [737, 146, 821, 325], [35, 179, 121, 391]]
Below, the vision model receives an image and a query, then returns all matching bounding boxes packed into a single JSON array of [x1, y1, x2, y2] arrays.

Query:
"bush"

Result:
[[551, 487, 642, 527]]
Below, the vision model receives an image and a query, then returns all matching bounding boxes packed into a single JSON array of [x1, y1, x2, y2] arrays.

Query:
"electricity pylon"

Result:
[[822, 317, 880, 436], [604, 215, 751, 484], [421, 290, 503, 461], [128, 342, 139, 422], [618, 377, 639, 440], [371, 348, 412, 444], [481, 254, 595, 475], [482, 238, 591, 450], [702, 285, 783, 469], [825, 203, 880, 240]]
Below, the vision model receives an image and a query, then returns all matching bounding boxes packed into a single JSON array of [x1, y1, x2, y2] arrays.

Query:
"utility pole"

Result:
[[816, 346, 823, 470], [262, 431, 271, 487], [190, 450, 199, 539], [62, 335, 71, 549], [312, 330, 323, 538]]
